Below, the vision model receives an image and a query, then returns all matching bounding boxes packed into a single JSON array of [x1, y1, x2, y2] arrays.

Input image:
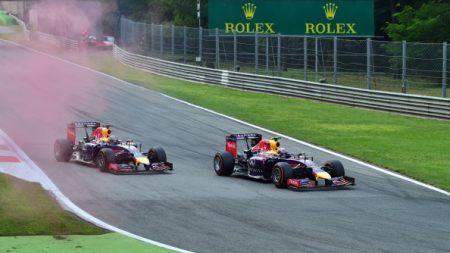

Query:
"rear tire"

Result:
[[272, 162, 293, 188], [213, 152, 234, 176], [96, 148, 115, 172], [54, 139, 72, 162], [324, 160, 345, 177]]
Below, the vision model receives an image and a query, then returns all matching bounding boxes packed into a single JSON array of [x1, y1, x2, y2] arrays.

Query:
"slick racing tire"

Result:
[[213, 152, 234, 176], [272, 162, 293, 188], [97, 148, 115, 172], [324, 160, 345, 177], [147, 147, 167, 162], [146, 147, 168, 170], [54, 139, 72, 162]]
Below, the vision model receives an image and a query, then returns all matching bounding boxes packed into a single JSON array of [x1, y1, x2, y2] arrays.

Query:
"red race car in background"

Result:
[[54, 121, 173, 174], [88, 35, 114, 49]]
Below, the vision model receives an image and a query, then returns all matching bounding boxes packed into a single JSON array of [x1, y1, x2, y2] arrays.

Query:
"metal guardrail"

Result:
[[35, 32, 79, 49], [9, 14, 79, 50], [114, 45, 450, 119]]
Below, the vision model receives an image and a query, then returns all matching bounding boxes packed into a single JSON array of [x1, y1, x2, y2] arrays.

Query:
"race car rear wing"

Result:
[[225, 133, 262, 157], [68, 122, 101, 128], [226, 133, 262, 141], [67, 122, 101, 144]]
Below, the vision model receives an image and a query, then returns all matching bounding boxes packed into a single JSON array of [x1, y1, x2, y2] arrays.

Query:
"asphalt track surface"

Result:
[[1, 41, 449, 253]]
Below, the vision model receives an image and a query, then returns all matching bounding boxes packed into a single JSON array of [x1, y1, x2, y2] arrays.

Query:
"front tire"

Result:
[[272, 162, 293, 188], [147, 147, 167, 163], [96, 148, 115, 172], [324, 160, 345, 177], [54, 139, 72, 162], [213, 152, 234, 176]]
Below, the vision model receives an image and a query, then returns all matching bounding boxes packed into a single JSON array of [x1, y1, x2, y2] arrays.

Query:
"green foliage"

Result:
[[385, 1, 450, 42], [117, 0, 206, 26]]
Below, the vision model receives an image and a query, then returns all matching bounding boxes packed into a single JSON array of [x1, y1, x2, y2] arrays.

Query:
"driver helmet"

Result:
[[91, 127, 111, 142], [269, 139, 280, 154], [99, 127, 111, 142]]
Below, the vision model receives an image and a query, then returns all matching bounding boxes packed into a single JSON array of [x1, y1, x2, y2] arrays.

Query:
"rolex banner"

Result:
[[208, 0, 374, 36]]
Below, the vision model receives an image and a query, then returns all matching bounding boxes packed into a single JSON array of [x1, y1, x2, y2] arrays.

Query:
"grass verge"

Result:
[[0, 174, 104, 236], [0, 233, 176, 253]]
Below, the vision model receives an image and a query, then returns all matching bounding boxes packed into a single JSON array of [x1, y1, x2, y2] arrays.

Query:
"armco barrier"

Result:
[[9, 15, 79, 50], [113, 45, 450, 120], [35, 32, 79, 49]]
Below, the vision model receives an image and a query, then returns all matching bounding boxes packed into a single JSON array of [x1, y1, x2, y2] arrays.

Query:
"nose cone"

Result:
[[135, 157, 150, 165], [315, 171, 331, 180]]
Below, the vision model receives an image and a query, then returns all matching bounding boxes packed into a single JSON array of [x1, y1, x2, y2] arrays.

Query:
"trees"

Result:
[[385, 0, 450, 42], [117, 0, 206, 26]]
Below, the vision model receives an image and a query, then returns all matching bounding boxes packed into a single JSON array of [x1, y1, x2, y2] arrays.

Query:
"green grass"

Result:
[[0, 234, 176, 253], [75, 50, 450, 192], [0, 174, 105, 236]]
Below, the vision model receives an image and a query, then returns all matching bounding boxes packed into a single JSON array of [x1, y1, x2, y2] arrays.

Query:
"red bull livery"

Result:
[[54, 121, 173, 174], [214, 133, 355, 190]]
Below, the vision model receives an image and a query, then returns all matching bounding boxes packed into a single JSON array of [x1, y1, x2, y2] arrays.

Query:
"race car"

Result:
[[213, 133, 355, 190], [54, 121, 173, 174], [88, 35, 114, 49]]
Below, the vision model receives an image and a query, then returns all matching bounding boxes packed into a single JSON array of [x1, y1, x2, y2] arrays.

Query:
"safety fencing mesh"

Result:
[[119, 16, 449, 98]]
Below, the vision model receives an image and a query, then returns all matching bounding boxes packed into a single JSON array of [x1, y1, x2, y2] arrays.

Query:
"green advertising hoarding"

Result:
[[208, 0, 374, 36]]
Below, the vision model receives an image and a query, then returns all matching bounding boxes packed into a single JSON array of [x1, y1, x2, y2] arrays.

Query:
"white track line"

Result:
[[2, 39, 448, 200]]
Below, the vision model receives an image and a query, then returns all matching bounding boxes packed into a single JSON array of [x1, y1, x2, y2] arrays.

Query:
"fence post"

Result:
[[160, 25, 163, 56], [183, 26, 186, 64], [402, 40, 407, 93], [304, 36, 308, 80], [277, 34, 281, 76], [266, 36, 269, 75], [367, 38, 372, 90], [215, 28, 219, 69], [199, 27, 203, 62], [315, 37, 318, 82], [233, 32, 237, 71], [443, 42, 448, 98], [151, 23, 154, 53], [255, 32, 258, 74], [333, 36, 337, 85], [171, 24, 174, 57]]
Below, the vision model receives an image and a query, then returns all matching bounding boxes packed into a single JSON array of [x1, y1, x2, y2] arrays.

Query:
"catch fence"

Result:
[[119, 17, 449, 98]]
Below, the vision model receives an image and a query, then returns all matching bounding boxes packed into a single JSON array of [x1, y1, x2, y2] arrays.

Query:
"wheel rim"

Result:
[[213, 157, 221, 172], [97, 153, 105, 168], [272, 167, 281, 184]]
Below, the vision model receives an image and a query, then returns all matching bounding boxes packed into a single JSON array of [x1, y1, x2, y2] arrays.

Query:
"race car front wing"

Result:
[[107, 162, 173, 175], [287, 176, 355, 190]]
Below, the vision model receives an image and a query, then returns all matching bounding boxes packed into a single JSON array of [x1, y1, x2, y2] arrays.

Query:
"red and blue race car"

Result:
[[54, 121, 172, 174], [213, 133, 355, 190]]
